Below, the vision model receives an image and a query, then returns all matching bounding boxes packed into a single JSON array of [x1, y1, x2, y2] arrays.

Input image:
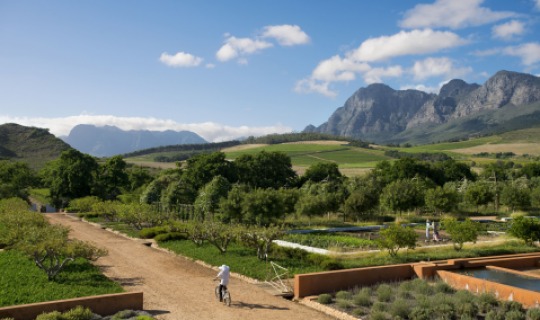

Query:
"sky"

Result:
[[1, 0, 539, 142]]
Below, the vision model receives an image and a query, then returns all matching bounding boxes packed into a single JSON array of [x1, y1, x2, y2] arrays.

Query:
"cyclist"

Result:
[[214, 264, 230, 302]]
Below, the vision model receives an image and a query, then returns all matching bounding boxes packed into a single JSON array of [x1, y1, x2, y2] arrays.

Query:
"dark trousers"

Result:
[[219, 284, 227, 301]]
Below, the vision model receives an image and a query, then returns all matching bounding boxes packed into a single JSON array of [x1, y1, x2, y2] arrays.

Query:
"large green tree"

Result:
[[380, 179, 424, 214], [425, 185, 459, 214], [95, 155, 129, 200], [182, 152, 236, 191], [0, 160, 37, 199], [43, 149, 98, 208], [302, 162, 342, 184], [194, 175, 231, 221], [235, 151, 297, 189]]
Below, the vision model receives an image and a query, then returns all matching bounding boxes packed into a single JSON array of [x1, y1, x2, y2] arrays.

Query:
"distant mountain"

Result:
[[0, 123, 71, 169], [63, 124, 207, 157], [305, 70, 540, 144]]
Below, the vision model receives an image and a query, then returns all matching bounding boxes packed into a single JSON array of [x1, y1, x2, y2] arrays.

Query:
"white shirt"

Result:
[[217, 266, 230, 286]]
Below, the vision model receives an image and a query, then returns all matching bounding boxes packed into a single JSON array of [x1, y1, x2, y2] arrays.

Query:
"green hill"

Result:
[[0, 123, 71, 169]]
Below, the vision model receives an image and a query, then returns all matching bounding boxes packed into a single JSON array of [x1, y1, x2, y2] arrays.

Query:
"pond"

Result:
[[456, 268, 540, 292]]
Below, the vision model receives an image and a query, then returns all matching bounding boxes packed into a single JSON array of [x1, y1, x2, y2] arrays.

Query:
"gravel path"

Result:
[[46, 213, 334, 320]]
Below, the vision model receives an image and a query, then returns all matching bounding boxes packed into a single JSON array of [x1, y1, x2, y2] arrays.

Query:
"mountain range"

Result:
[[62, 124, 207, 157], [305, 70, 540, 144]]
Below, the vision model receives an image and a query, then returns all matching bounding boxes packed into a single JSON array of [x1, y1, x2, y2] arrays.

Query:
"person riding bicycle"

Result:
[[214, 264, 230, 302]]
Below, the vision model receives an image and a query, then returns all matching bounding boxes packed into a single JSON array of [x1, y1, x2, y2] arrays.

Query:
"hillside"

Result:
[[305, 70, 540, 144], [0, 123, 71, 169]]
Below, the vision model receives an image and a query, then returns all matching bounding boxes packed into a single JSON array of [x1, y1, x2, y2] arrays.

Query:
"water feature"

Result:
[[456, 268, 540, 292]]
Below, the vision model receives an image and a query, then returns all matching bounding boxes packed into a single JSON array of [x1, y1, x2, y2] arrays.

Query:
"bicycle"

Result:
[[214, 282, 232, 306]]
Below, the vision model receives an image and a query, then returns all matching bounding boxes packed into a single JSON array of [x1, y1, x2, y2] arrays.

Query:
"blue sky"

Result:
[[1, 0, 539, 142]]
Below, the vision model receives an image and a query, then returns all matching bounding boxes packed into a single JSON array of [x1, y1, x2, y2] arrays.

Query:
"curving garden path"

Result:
[[46, 213, 334, 320]]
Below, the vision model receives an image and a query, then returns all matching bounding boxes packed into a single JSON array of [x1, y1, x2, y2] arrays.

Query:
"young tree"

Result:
[[500, 184, 530, 212], [237, 225, 284, 260], [241, 188, 285, 226], [507, 216, 540, 245], [463, 181, 493, 213], [442, 218, 479, 251], [380, 179, 423, 215], [343, 189, 378, 221], [203, 221, 236, 254], [377, 223, 418, 257]]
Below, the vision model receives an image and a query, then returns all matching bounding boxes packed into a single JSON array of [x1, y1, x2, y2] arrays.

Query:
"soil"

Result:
[[46, 213, 334, 320]]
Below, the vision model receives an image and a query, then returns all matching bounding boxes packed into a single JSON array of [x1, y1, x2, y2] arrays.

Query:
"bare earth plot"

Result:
[[46, 213, 333, 320]]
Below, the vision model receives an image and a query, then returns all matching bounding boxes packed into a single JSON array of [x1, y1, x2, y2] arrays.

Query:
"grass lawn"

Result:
[[0, 250, 123, 307]]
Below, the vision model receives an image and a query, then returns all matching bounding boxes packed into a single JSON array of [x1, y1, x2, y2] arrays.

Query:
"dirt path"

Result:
[[46, 213, 334, 320]]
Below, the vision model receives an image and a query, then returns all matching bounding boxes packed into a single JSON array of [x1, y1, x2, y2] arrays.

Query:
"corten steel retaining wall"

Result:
[[437, 269, 540, 308], [294, 253, 540, 299], [294, 264, 416, 298], [0, 292, 143, 320]]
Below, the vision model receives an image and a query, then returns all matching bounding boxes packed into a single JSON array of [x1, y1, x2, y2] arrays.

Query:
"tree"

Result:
[[203, 221, 236, 254], [500, 183, 530, 212], [531, 187, 540, 209], [194, 176, 231, 221], [380, 179, 424, 215], [0, 160, 37, 199], [343, 189, 378, 221], [302, 162, 342, 183], [44, 149, 99, 208], [442, 218, 479, 251], [377, 223, 418, 257], [295, 193, 328, 223], [235, 151, 297, 189], [425, 186, 459, 214], [182, 152, 236, 191], [463, 181, 493, 213], [238, 225, 284, 260], [241, 188, 285, 226], [219, 184, 247, 223], [95, 155, 129, 200], [508, 216, 540, 245]]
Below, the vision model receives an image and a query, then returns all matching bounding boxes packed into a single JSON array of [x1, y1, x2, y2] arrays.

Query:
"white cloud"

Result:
[[216, 36, 273, 62], [311, 55, 370, 82], [503, 42, 540, 65], [0, 115, 292, 143], [159, 52, 203, 67], [261, 24, 310, 46], [536, 0, 540, 10], [294, 78, 337, 98], [492, 20, 525, 40], [349, 29, 467, 62], [400, 0, 517, 29], [363, 66, 404, 84], [400, 84, 441, 94], [411, 57, 472, 80]]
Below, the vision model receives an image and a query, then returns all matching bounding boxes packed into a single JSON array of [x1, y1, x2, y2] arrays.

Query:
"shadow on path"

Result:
[[232, 301, 289, 311]]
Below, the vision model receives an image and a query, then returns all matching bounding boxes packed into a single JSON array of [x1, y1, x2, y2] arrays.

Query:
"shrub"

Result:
[[409, 306, 432, 320], [527, 307, 540, 320], [317, 293, 332, 304], [335, 290, 352, 300], [371, 301, 387, 312], [370, 311, 388, 320], [320, 258, 344, 270], [35, 311, 63, 320], [505, 310, 526, 320], [477, 292, 499, 313], [112, 310, 138, 319], [454, 302, 478, 319], [434, 281, 454, 294], [62, 306, 94, 320], [500, 301, 524, 313], [410, 278, 433, 296], [336, 298, 353, 310], [139, 226, 169, 239], [485, 309, 506, 320], [353, 291, 372, 307], [389, 298, 410, 319], [67, 196, 101, 213], [376, 284, 393, 302], [154, 232, 187, 242], [351, 308, 365, 317]]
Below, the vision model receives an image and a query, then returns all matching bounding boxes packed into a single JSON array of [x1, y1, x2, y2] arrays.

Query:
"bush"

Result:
[[454, 302, 478, 319], [336, 298, 352, 309], [527, 308, 540, 320], [67, 196, 101, 213], [317, 293, 332, 304], [62, 306, 94, 320], [335, 290, 352, 300], [389, 298, 410, 319], [376, 284, 393, 302], [154, 232, 187, 242], [351, 308, 365, 317], [485, 309, 506, 320], [320, 258, 344, 270], [410, 278, 433, 296], [111, 310, 138, 320], [434, 281, 454, 294], [409, 306, 432, 320], [477, 292, 499, 313], [371, 301, 387, 312], [139, 226, 169, 239], [35, 311, 63, 320], [500, 300, 524, 313], [353, 291, 372, 307], [370, 310, 388, 320], [505, 310, 526, 320]]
